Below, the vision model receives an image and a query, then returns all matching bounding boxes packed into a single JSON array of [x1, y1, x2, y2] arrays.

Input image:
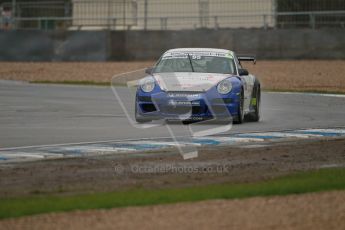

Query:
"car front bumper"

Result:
[[136, 91, 240, 121]]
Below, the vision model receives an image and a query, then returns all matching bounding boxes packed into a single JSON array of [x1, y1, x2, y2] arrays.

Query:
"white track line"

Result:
[[267, 91, 345, 98], [0, 136, 176, 151], [300, 129, 345, 134], [195, 136, 265, 143], [238, 132, 322, 138]]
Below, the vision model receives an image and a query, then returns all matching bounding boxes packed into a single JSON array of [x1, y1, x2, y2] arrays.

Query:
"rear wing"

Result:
[[238, 55, 256, 64]]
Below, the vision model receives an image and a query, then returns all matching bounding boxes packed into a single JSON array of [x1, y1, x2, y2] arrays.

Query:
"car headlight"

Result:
[[217, 79, 232, 94], [140, 77, 155, 93]]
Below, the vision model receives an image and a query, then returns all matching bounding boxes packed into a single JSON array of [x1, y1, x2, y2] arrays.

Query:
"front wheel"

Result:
[[234, 90, 244, 124]]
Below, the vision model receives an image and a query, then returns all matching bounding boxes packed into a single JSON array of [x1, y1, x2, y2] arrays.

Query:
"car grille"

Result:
[[162, 105, 204, 115]]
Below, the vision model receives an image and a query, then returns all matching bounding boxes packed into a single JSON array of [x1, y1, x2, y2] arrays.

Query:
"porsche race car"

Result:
[[135, 48, 260, 124]]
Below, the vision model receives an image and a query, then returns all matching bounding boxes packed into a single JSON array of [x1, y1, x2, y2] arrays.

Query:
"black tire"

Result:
[[234, 89, 244, 124], [245, 80, 261, 122]]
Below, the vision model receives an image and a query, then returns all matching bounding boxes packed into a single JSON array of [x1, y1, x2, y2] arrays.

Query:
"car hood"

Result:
[[153, 72, 231, 92]]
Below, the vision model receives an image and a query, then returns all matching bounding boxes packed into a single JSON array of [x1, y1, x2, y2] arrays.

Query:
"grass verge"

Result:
[[0, 168, 344, 220]]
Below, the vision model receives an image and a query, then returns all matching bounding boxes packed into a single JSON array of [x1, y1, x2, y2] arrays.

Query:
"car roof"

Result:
[[164, 48, 234, 54]]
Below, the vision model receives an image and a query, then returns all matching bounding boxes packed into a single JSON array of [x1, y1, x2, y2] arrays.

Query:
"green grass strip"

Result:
[[0, 168, 344, 219]]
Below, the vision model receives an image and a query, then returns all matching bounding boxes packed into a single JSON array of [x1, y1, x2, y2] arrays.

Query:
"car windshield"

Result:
[[154, 52, 236, 74]]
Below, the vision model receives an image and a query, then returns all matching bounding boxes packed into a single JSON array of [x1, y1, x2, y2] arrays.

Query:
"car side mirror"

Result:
[[145, 67, 154, 75], [238, 68, 249, 76]]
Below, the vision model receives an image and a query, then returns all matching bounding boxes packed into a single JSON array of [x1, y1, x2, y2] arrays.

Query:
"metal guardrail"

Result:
[[1, 0, 345, 30], [276, 10, 345, 29]]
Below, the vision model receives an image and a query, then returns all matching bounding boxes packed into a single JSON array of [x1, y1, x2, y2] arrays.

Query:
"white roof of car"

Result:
[[165, 48, 233, 54]]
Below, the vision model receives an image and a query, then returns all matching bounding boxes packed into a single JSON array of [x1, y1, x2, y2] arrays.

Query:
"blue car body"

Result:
[[136, 76, 243, 121]]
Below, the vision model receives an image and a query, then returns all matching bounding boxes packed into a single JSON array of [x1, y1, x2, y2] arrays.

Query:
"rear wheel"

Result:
[[246, 80, 261, 122]]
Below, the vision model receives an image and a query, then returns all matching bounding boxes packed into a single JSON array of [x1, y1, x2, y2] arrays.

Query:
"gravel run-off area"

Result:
[[1, 60, 345, 93]]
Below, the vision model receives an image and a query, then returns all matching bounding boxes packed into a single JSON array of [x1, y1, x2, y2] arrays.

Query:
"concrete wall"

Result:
[[117, 29, 345, 60], [0, 29, 344, 61], [0, 31, 109, 61]]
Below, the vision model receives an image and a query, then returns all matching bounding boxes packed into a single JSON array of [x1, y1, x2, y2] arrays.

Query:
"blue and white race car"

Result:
[[135, 48, 260, 124]]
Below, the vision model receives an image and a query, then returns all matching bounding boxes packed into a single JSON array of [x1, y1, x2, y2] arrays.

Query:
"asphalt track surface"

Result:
[[1, 80, 345, 149]]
